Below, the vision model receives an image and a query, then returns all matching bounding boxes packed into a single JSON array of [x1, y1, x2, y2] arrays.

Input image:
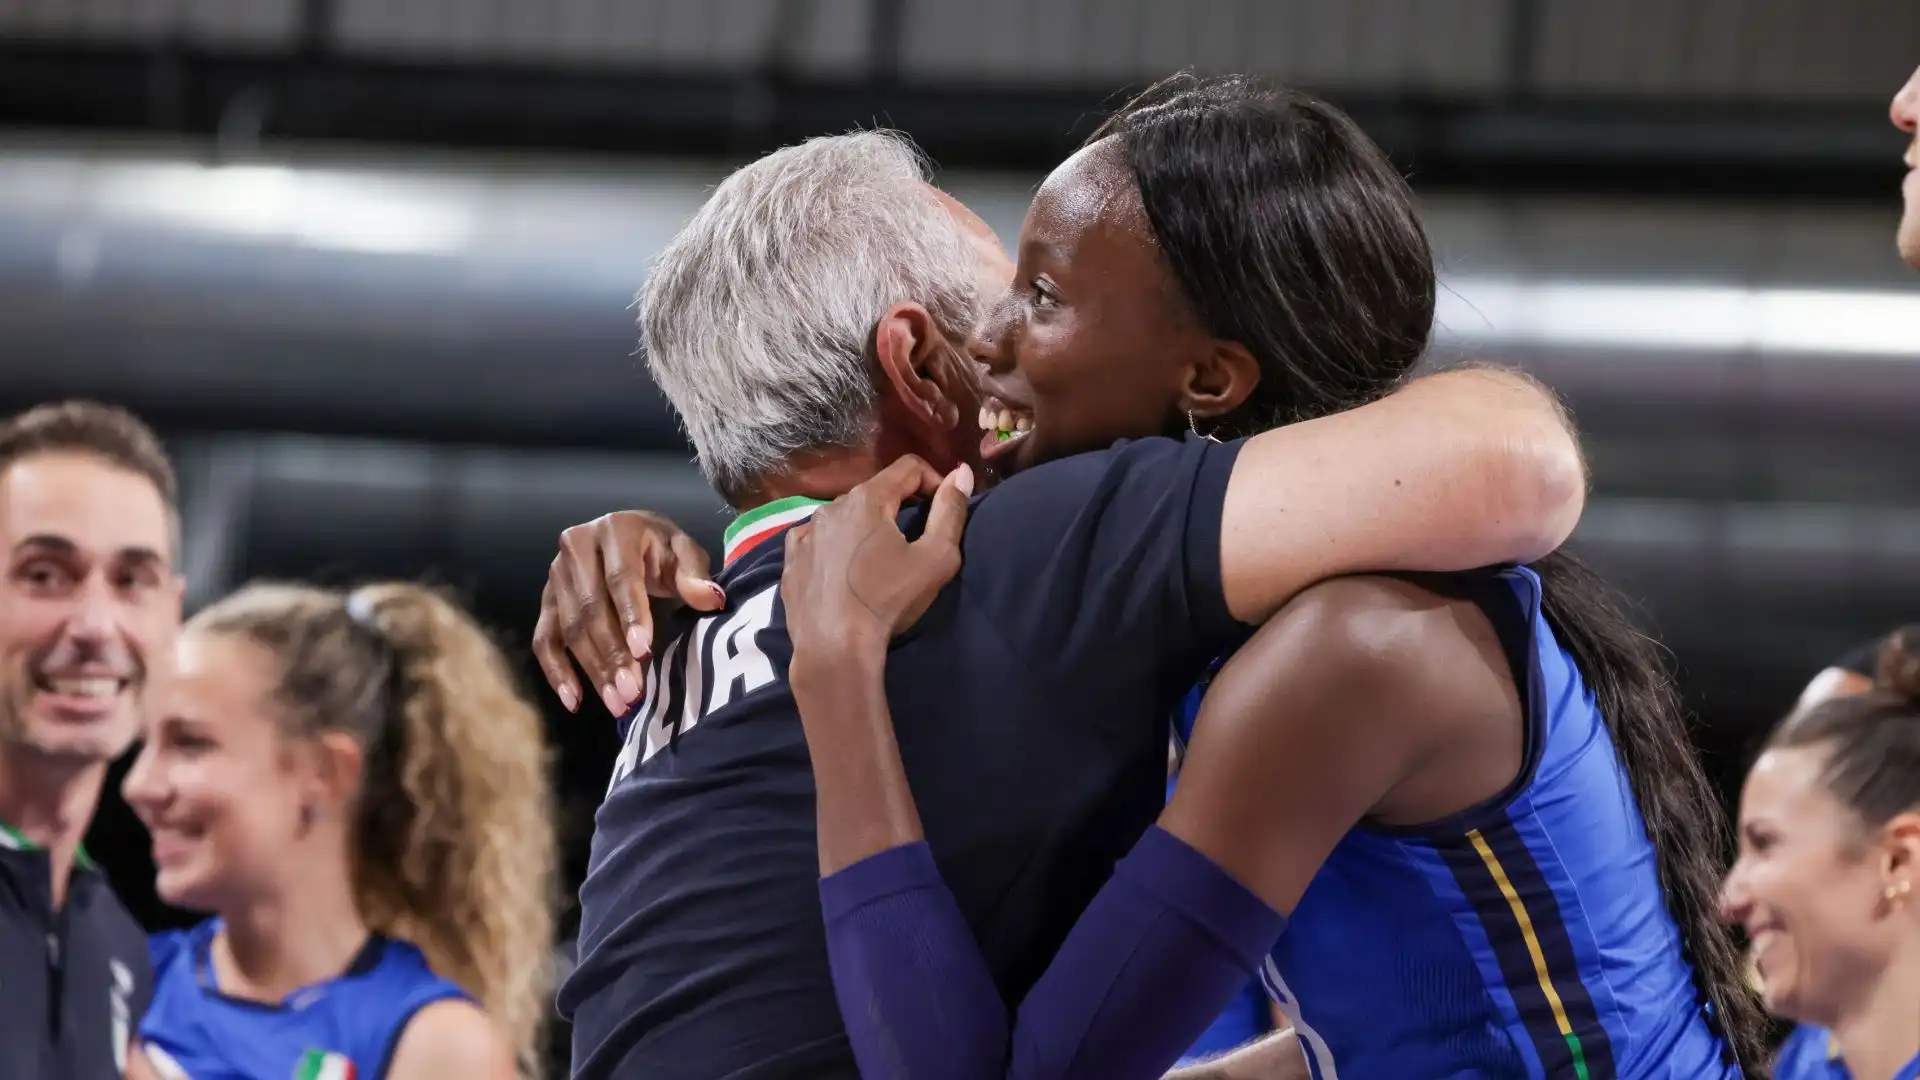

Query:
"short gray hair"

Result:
[[640, 130, 985, 499]]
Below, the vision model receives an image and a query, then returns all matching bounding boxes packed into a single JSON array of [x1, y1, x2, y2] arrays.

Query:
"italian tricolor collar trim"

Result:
[[723, 496, 830, 568], [0, 819, 96, 870]]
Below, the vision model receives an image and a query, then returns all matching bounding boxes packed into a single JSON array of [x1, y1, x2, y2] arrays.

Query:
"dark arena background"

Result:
[[2, 1, 1916, 1073]]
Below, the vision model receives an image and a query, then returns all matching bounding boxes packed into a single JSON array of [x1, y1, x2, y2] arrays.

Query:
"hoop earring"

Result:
[[1188, 410, 1221, 444]]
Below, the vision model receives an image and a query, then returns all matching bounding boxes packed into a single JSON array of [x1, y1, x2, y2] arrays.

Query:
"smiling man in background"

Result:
[[1893, 64, 1920, 268], [0, 401, 180, 1080]]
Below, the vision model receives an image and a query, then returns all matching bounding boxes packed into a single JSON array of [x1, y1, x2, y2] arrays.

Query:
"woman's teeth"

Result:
[[977, 406, 1032, 441]]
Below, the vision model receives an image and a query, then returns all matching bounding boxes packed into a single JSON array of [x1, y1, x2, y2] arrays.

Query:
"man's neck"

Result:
[[725, 448, 894, 566], [740, 445, 891, 513], [1833, 938, 1920, 1080], [0, 742, 106, 910], [215, 858, 371, 1004]]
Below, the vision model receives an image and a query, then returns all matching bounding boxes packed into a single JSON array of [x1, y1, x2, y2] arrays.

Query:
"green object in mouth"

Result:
[[997, 430, 1014, 442]]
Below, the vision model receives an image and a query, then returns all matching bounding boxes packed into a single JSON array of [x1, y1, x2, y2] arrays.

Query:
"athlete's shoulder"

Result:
[[1187, 577, 1461, 744], [1196, 575, 1507, 756], [1256, 575, 1486, 686], [320, 937, 475, 1078], [383, 999, 514, 1080]]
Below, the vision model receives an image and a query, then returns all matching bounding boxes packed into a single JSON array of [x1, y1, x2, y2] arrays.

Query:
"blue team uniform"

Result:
[[1176, 565, 1738, 1079], [139, 919, 467, 1080]]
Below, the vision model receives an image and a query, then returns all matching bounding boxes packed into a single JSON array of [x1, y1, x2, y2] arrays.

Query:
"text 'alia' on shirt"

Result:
[[1173, 565, 1740, 1080], [560, 434, 1254, 1079], [137, 918, 467, 1080]]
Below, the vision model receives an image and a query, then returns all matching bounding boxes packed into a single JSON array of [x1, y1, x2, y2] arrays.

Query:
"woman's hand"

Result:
[[780, 455, 972, 875], [532, 510, 725, 716], [781, 456, 973, 663]]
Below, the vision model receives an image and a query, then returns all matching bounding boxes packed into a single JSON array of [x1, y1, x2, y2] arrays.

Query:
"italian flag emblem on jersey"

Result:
[[293, 1050, 355, 1080]]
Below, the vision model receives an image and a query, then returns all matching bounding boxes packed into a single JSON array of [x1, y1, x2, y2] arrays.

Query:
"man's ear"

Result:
[[873, 302, 961, 431]]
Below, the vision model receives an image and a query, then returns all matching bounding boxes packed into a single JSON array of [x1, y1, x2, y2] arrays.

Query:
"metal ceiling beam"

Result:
[[0, 42, 1903, 194]]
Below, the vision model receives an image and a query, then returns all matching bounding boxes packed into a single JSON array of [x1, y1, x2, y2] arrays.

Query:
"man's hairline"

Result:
[[0, 449, 184, 568]]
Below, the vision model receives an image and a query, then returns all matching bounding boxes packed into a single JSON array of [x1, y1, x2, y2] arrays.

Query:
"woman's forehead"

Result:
[[1744, 746, 1836, 820], [1029, 138, 1144, 245]]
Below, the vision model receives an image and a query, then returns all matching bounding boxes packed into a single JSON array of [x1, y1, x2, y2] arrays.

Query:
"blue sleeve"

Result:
[[943, 434, 1248, 723], [818, 828, 1285, 1080]]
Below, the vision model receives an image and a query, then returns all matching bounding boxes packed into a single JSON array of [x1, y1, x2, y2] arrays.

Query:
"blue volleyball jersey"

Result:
[[139, 919, 468, 1080], [1774, 1024, 1848, 1080], [1176, 566, 1737, 1079]]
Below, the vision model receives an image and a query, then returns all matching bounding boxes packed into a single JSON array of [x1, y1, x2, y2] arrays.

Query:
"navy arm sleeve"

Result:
[[817, 828, 1285, 1080], [823, 436, 1267, 1079]]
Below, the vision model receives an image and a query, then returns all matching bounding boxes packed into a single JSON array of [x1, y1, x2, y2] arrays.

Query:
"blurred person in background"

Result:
[[122, 581, 557, 1080], [1893, 65, 1920, 268], [0, 401, 179, 1080], [1765, 634, 1902, 1077], [1721, 629, 1920, 1080], [540, 124, 1586, 1079], [1796, 638, 1890, 716], [1762, 69, 1920, 1071]]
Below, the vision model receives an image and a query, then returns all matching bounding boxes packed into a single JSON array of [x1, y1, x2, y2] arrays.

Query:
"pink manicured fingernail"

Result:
[[615, 668, 642, 707]]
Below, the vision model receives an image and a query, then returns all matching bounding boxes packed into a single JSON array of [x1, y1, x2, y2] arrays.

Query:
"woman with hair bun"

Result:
[[1723, 627, 1920, 1080], [122, 582, 558, 1080]]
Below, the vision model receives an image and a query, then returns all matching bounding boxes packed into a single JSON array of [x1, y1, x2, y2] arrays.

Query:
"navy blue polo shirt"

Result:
[[0, 821, 152, 1080], [561, 434, 1247, 1079]]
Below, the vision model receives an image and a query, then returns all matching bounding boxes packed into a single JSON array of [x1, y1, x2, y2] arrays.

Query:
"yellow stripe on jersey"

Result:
[[1467, 827, 1593, 1080]]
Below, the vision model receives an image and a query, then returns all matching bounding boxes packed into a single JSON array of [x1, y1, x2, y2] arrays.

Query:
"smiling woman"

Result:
[[123, 581, 557, 1080], [1722, 627, 1920, 1080]]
